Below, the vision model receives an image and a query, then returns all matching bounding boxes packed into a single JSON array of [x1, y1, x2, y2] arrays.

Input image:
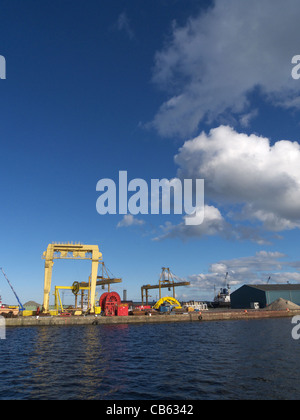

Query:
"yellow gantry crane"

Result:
[[42, 242, 102, 314]]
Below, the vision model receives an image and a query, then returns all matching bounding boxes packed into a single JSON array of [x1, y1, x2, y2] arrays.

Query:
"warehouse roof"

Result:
[[245, 284, 300, 291]]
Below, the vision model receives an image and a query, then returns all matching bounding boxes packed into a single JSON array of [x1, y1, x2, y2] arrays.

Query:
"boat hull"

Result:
[[0, 307, 19, 318]]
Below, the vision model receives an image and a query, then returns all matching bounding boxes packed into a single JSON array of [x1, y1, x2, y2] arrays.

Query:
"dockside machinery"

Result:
[[42, 243, 102, 314]]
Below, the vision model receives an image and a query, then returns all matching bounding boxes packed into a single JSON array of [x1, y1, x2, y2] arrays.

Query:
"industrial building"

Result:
[[231, 284, 300, 309]]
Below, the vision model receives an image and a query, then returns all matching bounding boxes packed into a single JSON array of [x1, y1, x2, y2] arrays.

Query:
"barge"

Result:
[[0, 296, 19, 318]]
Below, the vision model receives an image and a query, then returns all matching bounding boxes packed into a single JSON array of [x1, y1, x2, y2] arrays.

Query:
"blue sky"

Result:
[[2, 0, 300, 305]]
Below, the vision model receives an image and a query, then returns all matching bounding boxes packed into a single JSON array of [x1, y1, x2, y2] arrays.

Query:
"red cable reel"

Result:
[[99, 292, 121, 316]]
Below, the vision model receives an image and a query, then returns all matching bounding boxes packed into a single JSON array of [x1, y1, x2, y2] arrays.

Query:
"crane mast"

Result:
[[0, 268, 25, 311]]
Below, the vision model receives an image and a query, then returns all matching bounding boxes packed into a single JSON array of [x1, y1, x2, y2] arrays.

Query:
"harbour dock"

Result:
[[4, 308, 300, 327]]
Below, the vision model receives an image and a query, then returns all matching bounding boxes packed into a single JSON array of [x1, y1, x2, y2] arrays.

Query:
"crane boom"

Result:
[[0, 268, 25, 311]]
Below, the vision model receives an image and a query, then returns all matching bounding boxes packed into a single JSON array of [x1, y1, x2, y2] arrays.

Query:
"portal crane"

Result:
[[141, 267, 190, 305], [42, 242, 102, 313]]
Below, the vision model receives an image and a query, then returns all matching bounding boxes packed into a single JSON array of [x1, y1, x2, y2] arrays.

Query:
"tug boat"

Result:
[[212, 273, 231, 308]]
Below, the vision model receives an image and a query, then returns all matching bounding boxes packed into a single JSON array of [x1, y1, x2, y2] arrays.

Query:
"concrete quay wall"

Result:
[[5, 309, 300, 327]]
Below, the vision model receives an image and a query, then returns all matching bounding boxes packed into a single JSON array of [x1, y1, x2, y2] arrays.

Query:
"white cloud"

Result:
[[154, 205, 229, 241], [188, 251, 300, 295], [150, 0, 300, 137], [117, 214, 145, 228], [239, 109, 258, 128], [115, 12, 134, 40], [155, 125, 300, 242], [177, 126, 300, 231]]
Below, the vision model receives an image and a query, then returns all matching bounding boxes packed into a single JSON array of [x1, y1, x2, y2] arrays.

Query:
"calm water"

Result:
[[0, 318, 299, 400]]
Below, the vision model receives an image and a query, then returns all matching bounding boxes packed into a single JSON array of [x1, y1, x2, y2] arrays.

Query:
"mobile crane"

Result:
[[0, 267, 25, 312]]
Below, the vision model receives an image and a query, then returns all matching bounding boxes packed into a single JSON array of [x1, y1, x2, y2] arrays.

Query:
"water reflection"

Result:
[[1, 319, 300, 400]]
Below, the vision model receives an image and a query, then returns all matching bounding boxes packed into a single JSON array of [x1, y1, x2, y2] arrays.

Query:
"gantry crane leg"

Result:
[[43, 259, 54, 313]]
